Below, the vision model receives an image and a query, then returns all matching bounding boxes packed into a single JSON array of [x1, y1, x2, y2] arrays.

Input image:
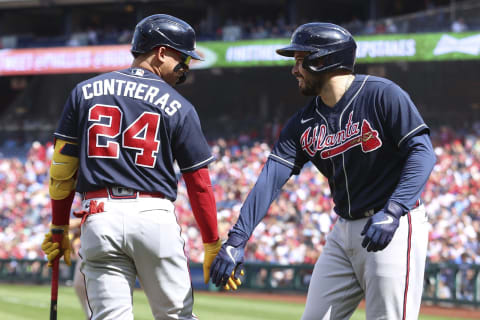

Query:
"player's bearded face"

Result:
[[292, 52, 325, 96]]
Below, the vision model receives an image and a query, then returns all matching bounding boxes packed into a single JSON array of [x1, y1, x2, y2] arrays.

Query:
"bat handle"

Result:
[[50, 228, 64, 320]]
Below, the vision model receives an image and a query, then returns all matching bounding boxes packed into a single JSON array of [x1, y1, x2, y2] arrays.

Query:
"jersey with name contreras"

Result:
[[270, 74, 429, 220], [54, 67, 214, 200]]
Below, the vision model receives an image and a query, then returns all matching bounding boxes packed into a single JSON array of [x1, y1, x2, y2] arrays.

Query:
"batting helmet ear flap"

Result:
[[302, 44, 356, 74], [303, 51, 341, 73]]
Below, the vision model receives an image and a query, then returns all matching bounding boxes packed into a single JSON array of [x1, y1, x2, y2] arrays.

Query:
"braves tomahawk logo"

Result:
[[300, 112, 382, 159]]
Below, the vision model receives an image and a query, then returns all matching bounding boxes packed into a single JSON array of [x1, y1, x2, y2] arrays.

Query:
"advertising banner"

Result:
[[0, 45, 133, 75], [1, 32, 479, 75]]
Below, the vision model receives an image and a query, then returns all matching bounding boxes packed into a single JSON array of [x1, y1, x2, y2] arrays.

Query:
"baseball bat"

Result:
[[50, 228, 64, 320]]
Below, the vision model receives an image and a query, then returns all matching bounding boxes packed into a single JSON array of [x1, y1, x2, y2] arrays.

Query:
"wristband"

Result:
[[384, 200, 406, 220], [226, 231, 249, 248]]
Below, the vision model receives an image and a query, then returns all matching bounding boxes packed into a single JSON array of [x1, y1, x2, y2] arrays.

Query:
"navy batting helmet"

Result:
[[276, 22, 356, 73], [131, 14, 203, 61]]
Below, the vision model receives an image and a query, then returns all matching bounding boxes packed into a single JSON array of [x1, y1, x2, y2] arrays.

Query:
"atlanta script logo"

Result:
[[300, 112, 382, 159]]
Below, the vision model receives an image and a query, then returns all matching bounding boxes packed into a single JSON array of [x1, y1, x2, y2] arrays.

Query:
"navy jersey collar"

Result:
[[315, 74, 365, 114], [117, 67, 166, 82]]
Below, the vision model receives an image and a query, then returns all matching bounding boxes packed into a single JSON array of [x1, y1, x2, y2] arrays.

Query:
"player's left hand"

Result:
[[41, 225, 71, 267], [361, 202, 404, 252]]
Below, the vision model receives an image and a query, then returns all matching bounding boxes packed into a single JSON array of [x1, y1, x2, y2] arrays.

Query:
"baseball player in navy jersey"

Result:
[[211, 23, 436, 319], [41, 14, 239, 320]]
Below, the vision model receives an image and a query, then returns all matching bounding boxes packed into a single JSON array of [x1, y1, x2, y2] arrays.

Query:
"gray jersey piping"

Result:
[[54, 132, 78, 140], [180, 156, 214, 171], [397, 124, 428, 148], [315, 100, 336, 203], [339, 75, 369, 218], [269, 153, 301, 169]]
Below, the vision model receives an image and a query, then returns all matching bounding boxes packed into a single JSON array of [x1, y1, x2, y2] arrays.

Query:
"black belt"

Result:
[[342, 199, 422, 220], [363, 199, 421, 218], [83, 187, 165, 200]]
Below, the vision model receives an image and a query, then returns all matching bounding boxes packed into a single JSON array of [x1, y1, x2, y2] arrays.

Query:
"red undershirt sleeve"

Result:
[[51, 191, 75, 226], [182, 166, 219, 243]]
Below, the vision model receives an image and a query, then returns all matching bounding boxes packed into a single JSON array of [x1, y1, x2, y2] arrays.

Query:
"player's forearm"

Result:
[[231, 158, 292, 244], [183, 167, 219, 243], [49, 139, 79, 225], [388, 133, 436, 212], [51, 193, 75, 225]]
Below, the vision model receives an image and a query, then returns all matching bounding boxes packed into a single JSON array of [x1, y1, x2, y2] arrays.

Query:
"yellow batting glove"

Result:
[[224, 269, 244, 291], [41, 225, 71, 267], [203, 239, 222, 284]]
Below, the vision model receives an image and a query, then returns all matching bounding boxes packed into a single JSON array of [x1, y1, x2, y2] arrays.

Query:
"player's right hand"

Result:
[[41, 225, 71, 267], [203, 239, 222, 284], [221, 269, 244, 291], [210, 234, 246, 290]]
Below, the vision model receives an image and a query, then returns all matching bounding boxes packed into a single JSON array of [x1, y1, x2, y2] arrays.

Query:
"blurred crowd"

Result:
[[39, 13, 479, 48], [3, 0, 479, 50], [1, 124, 480, 272], [426, 124, 480, 266]]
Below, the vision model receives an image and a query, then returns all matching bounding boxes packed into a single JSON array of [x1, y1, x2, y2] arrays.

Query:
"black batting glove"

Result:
[[210, 232, 246, 288], [361, 201, 404, 252]]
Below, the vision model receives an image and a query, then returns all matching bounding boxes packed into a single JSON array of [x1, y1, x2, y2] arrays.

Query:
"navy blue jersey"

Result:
[[270, 75, 429, 219], [54, 67, 213, 200]]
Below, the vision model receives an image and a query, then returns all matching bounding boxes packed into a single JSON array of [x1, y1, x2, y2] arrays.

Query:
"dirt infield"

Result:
[[204, 291, 480, 319]]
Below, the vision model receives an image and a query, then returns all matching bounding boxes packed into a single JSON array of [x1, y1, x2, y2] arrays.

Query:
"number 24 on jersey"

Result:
[[87, 104, 160, 168]]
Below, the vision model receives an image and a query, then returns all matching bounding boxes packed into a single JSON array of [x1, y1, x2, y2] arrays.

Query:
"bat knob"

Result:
[[51, 228, 64, 235]]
